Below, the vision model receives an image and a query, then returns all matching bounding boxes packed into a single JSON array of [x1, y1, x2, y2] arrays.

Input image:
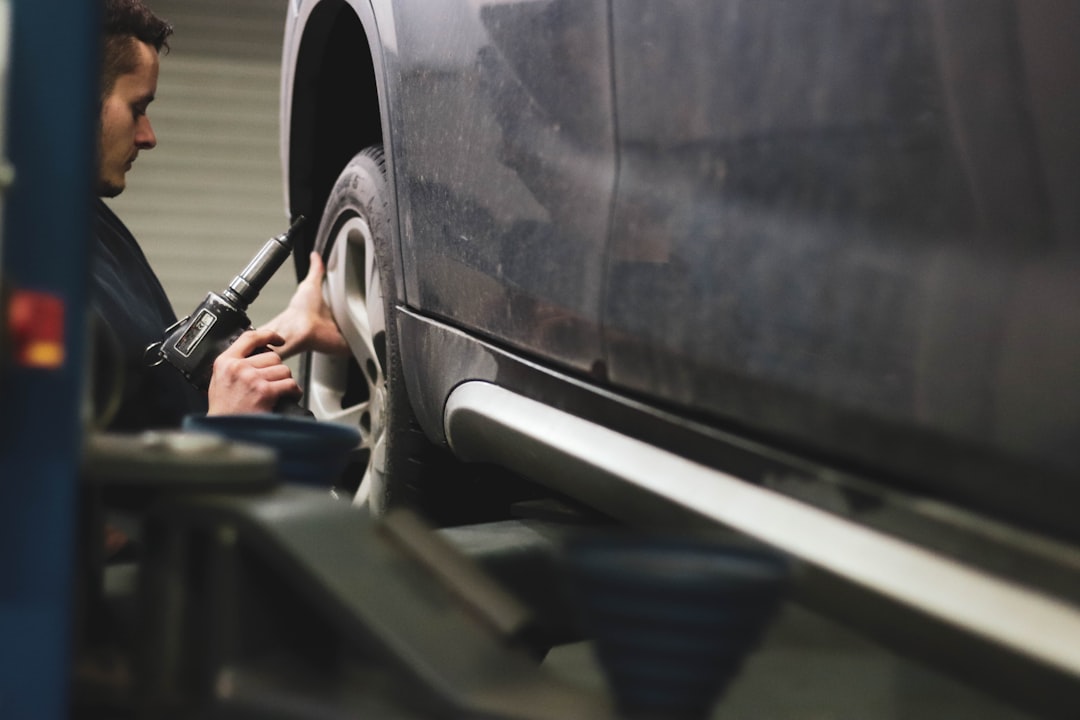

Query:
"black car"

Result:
[[280, 1, 1080, 714]]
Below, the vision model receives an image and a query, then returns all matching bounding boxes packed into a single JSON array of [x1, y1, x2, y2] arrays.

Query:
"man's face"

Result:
[[97, 40, 159, 198]]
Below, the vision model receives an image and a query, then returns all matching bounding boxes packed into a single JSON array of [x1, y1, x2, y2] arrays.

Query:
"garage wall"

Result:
[[106, 0, 296, 335]]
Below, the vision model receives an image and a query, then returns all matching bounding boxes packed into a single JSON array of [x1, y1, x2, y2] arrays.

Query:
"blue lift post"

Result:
[[0, 0, 100, 717]]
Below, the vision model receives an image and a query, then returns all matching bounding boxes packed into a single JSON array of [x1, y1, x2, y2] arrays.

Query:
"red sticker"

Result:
[[7, 290, 65, 369]]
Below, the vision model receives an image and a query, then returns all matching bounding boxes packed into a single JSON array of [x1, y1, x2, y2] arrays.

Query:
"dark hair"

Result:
[[101, 0, 174, 100]]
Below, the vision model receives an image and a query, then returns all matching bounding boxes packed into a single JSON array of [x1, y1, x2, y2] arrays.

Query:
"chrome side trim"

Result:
[[444, 380, 1080, 680]]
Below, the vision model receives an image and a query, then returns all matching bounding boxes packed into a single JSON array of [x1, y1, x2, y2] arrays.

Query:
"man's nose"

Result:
[[136, 116, 157, 149]]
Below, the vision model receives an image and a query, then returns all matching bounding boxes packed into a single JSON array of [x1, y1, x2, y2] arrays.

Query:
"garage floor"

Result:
[[544, 603, 1034, 720]]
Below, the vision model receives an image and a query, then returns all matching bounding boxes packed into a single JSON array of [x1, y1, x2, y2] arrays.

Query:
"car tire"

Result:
[[305, 146, 549, 525], [303, 146, 432, 515]]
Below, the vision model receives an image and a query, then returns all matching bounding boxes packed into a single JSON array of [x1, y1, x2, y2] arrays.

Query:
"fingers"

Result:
[[304, 251, 325, 284], [254, 251, 348, 359], [261, 375, 303, 401], [290, 251, 325, 297], [243, 347, 292, 369], [206, 329, 304, 415], [208, 351, 302, 415], [211, 349, 294, 386], [244, 361, 294, 381], [223, 328, 286, 358]]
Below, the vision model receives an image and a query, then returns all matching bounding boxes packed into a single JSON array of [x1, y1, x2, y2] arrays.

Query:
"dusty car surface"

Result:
[[280, 0, 1080, 713]]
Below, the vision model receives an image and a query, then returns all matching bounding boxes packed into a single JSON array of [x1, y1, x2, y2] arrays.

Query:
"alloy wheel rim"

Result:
[[307, 214, 387, 506]]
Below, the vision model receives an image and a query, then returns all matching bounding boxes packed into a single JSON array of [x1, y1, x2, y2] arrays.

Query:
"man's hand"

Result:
[[260, 251, 349, 359], [207, 329, 302, 415]]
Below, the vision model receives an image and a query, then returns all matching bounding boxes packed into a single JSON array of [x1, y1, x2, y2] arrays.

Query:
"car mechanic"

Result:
[[91, 0, 346, 433]]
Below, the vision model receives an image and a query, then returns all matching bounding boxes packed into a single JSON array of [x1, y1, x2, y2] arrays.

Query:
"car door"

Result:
[[604, 0, 1080, 535], [388, 0, 615, 373]]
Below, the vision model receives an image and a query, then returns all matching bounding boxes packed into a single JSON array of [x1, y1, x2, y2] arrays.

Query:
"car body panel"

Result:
[[603, 0, 1080, 524], [386, 0, 614, 372], [281, 0, 1080, 540]]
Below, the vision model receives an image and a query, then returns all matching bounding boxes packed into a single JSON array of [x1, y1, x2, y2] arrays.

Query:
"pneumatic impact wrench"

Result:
[[145, 216, 312, 416]]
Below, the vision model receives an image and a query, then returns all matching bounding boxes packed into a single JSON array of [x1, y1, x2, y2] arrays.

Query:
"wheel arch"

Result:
[[286, 0, 392, 284]]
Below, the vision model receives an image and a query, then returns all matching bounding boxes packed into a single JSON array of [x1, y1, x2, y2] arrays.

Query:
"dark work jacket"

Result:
[[90, 198, 208, 431]]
